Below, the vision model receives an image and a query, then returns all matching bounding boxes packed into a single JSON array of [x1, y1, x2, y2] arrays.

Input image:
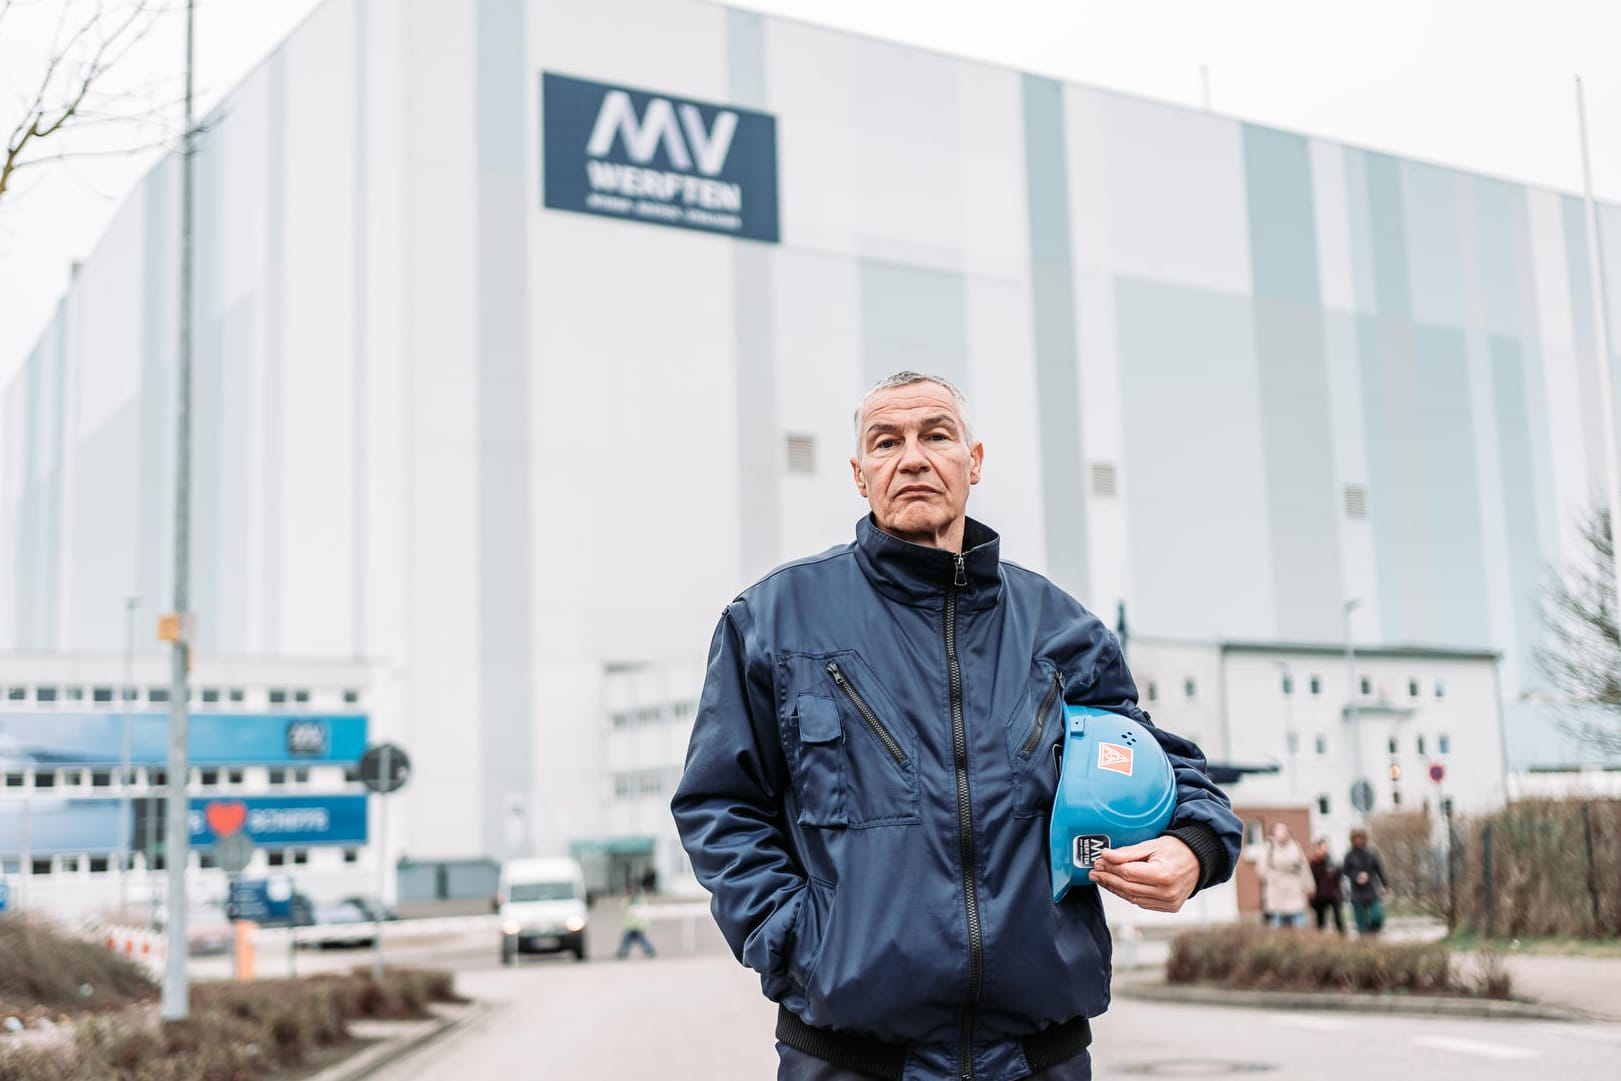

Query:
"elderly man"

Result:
[[672, 372, 1241, 1081]]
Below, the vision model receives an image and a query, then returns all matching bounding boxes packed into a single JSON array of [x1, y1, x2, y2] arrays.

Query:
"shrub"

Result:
[[1450, 799, 1621, 939], [0, 914, 156, 1017], [1165, 924, 1497, 998]]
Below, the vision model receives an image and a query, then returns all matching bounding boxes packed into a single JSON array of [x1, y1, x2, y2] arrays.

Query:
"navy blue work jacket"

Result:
[[672, 517, 1242, 1081]]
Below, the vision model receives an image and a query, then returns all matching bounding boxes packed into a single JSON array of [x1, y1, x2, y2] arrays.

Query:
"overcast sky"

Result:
[[2, 0, 1619, 384]]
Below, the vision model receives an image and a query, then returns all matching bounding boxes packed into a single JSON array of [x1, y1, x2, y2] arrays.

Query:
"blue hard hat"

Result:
[[1048, 704, 1177, 902]]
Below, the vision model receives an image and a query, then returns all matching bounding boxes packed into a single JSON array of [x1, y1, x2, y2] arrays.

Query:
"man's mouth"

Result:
[[894, 486, 938, 498]]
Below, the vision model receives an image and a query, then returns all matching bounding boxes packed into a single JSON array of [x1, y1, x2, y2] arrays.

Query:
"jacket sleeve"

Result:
[[1065, 625, 1244, 893], [670, 600, 806, 998]]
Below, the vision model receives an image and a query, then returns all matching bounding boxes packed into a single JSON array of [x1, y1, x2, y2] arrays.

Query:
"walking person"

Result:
[[1308, 837, 1345, 934], [615, 887, 656, 959], [672, 372, 1242, 1080], [1343, 827, 1389, 939], [1259, 822, 1313, 929]]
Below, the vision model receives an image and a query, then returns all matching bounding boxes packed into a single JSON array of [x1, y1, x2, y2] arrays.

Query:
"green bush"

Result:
[[1166, 924, 1503, 998]]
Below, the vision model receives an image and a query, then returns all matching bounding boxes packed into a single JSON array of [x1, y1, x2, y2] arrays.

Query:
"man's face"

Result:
[[850, 381, 983, 552]]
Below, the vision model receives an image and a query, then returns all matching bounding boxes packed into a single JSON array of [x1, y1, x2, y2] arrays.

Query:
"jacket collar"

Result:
[[853, 514, 1003, 611]]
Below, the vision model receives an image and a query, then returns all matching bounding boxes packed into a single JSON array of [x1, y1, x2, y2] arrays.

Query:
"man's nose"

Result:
[[897, 435, 931, 471]]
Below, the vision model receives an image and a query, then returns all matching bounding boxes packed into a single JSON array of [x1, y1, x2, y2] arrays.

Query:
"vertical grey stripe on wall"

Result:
[[476, 0, 533, 861], [859, 260, 968, 389], [727, 8, 779, 582], [352, 0, 370, 660], [1362, 152, 1412, 319], [1560, 195, 1606, 480], [1241, 124, 1344, 640], [1489, 337, 1543, 690], [263, 54, 287, 653], [139, 160, 174, 645], [1020, 74, 1089, 599]]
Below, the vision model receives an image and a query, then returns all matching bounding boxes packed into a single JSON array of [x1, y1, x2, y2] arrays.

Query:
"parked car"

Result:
[[497, 857, 588, 963], [306, 900, 375, 948], [339, 895, 398, 923]]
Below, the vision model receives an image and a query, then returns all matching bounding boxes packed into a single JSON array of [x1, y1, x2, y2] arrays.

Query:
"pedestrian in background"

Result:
[[615, 887, 656, 960], [1308, 837, 1345, 934], [1343, 827, 1389, 938], [1259, 821, 1313, 929]]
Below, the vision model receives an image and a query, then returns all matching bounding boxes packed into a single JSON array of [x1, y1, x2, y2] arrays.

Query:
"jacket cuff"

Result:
[[1164, 822, 1230, 895]]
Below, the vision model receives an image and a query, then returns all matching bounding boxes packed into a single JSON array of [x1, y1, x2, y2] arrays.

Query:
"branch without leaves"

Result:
[[1536, 504, 1621, 756]]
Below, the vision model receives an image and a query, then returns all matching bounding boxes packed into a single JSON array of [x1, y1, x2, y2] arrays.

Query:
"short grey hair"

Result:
[[852, 371, 975, 451]]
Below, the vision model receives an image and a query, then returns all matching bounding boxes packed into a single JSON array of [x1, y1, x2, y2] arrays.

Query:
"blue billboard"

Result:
[[542, 72, 779, 243], [0, 712, 368, 768], [0, 795, 368, 856]]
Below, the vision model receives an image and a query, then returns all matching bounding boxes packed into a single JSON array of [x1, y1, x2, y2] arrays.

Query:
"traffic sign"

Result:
[[0, 878, 9, 912], [214, 833, 254, 874], [1428, 763, 1445, 784], [1350, 778, 1375, 814], [359, 743, 411, 795]]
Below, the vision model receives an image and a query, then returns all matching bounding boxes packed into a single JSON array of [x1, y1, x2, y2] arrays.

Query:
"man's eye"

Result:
[[875, 439, 898, 450]]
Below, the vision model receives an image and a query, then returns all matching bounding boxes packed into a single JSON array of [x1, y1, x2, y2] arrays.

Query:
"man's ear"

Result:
[[968, 441, 984, 485], [850, 456, 868, 497]]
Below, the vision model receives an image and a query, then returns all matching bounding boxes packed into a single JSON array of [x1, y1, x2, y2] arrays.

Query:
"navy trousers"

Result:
[[776, 1043, 1092, 1081]]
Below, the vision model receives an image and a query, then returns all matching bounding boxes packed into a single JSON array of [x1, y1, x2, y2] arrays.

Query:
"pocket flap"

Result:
[[796, 694, 841, 743]]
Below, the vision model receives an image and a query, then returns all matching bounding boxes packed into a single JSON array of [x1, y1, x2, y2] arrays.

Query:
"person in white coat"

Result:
[[1259, 822, 1314, 929]]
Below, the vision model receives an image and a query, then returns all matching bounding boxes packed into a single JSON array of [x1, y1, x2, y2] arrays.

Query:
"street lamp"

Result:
[[1344, 598, 1365, 801], [120, 595, 140, 916]]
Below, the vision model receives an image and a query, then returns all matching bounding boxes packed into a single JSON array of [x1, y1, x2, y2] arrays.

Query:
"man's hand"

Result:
[[1090, 836, 1200, 913]]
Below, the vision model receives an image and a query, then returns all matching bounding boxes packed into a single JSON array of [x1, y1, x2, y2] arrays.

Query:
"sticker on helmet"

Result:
[[1098, 742, 1133, 775], [1073, 834, 1110, 867]]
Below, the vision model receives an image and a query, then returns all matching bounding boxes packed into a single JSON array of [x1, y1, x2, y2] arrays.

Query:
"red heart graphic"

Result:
[[206, 800, 248, 837]]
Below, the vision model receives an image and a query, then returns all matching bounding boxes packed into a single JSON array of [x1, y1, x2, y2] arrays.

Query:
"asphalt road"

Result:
[[337, 914, 1621, 1081]]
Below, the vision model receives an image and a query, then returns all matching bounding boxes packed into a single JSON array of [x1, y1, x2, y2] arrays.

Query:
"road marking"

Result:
[[1411, 1035, 1540, 1060], [1269, 1014, 1354, 1032]]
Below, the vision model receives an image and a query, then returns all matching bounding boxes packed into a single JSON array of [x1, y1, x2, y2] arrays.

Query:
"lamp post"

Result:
[[120, 595, 140, 916], [1344, 598, 1364, 800]]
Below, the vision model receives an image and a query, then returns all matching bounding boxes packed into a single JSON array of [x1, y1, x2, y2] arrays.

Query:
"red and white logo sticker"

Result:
[[1097, 742, 1134, 776]]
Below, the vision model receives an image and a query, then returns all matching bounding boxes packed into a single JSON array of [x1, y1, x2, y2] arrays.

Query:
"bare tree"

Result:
[[1538, 504, 1621, 756], [0, 0, 175, 207]]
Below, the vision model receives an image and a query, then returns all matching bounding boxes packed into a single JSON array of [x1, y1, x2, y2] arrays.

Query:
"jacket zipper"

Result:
[[947, 551, 981, 1081], [826, 662, 909, 767], [1020, 672, 1063, 759]]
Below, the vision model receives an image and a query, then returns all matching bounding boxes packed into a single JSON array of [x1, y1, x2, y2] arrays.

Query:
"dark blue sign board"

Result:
[[0, 879, 8, 911], [543, 72, 779, 243], [0, 712, 368, 767], [227, 877, 293, 923]]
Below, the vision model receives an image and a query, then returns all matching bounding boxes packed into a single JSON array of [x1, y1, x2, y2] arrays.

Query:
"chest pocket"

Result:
[[1004, 661, 1066, 820], [780, 651, 920, 829]]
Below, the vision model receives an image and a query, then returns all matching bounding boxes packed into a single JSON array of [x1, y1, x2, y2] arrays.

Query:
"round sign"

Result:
[[1349, 778, 1375, 814], [360, 743, 412, 795], [214, 832, 254, 874], [1428, 763, 1445, 784]]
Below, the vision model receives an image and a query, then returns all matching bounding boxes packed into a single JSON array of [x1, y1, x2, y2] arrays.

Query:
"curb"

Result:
[[306, 1001, 491, 1081], [1112, 977, 1605, 1022]]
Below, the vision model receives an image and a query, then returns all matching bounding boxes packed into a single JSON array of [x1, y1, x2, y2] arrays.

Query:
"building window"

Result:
[[344, 765, 362, 785], [6, 687, 23, 701], [36, 687, 57, 702], [268, 689, 287, 705], [1391, 789, 1403, 806], [199, 851, 217, 870], [228, 688, 245, 703], [343, 689, 360, 705], [292, 768, 309, 785], [61, 769, 84, 787], [1438, 734, 1450, 755], [201, 688, 220, 703], [1434, 680, 1445, 699], [1146, 682, 1158, 703], [89, 855, 110, 874], [785, 434, 817, 475], [1442, 797, 1455, 819], [1184, 678, 1196, 698], [147, 687, 169, 703], [1416, 736, 1426, 756], [1309, 676, 1321, 695], [1387, 736, 1398, 754], [66, 686, 84, 701], [92, 687, 113, 703], [1281, 674, 1293, 694], [148, 769, 167, 787], [91, 770, 112, 787], [4, 773, 22, 788], [31, 858, 52, 875], [34, 771, 56, 789], [1317, 795, 1331, 815], [343, 848, 360, 864], [294, 689, 310, 705], [1408, 679, 1419, 698], [1360, 676, 1372, 695], [267, 850, 285, 867], [1315, 735, 1328, 755], [267, 769, 287, 786], [199, 769, 219, 787], [60, 855, 81, 873], [291, 849, 309, 866]]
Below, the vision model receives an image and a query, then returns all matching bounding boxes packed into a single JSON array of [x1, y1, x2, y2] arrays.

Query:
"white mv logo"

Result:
[[583, 90, 745, 217], [586, 90, 739, 174]]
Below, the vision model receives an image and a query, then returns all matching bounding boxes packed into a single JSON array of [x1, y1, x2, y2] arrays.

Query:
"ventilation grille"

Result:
[[785, 434, 816, 475], [1344, 484, 1368, 518], [1091, 462, 1118, 497]]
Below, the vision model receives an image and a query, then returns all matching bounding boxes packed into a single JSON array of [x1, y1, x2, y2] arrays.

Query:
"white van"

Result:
[[496, 857, 589, 963]]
